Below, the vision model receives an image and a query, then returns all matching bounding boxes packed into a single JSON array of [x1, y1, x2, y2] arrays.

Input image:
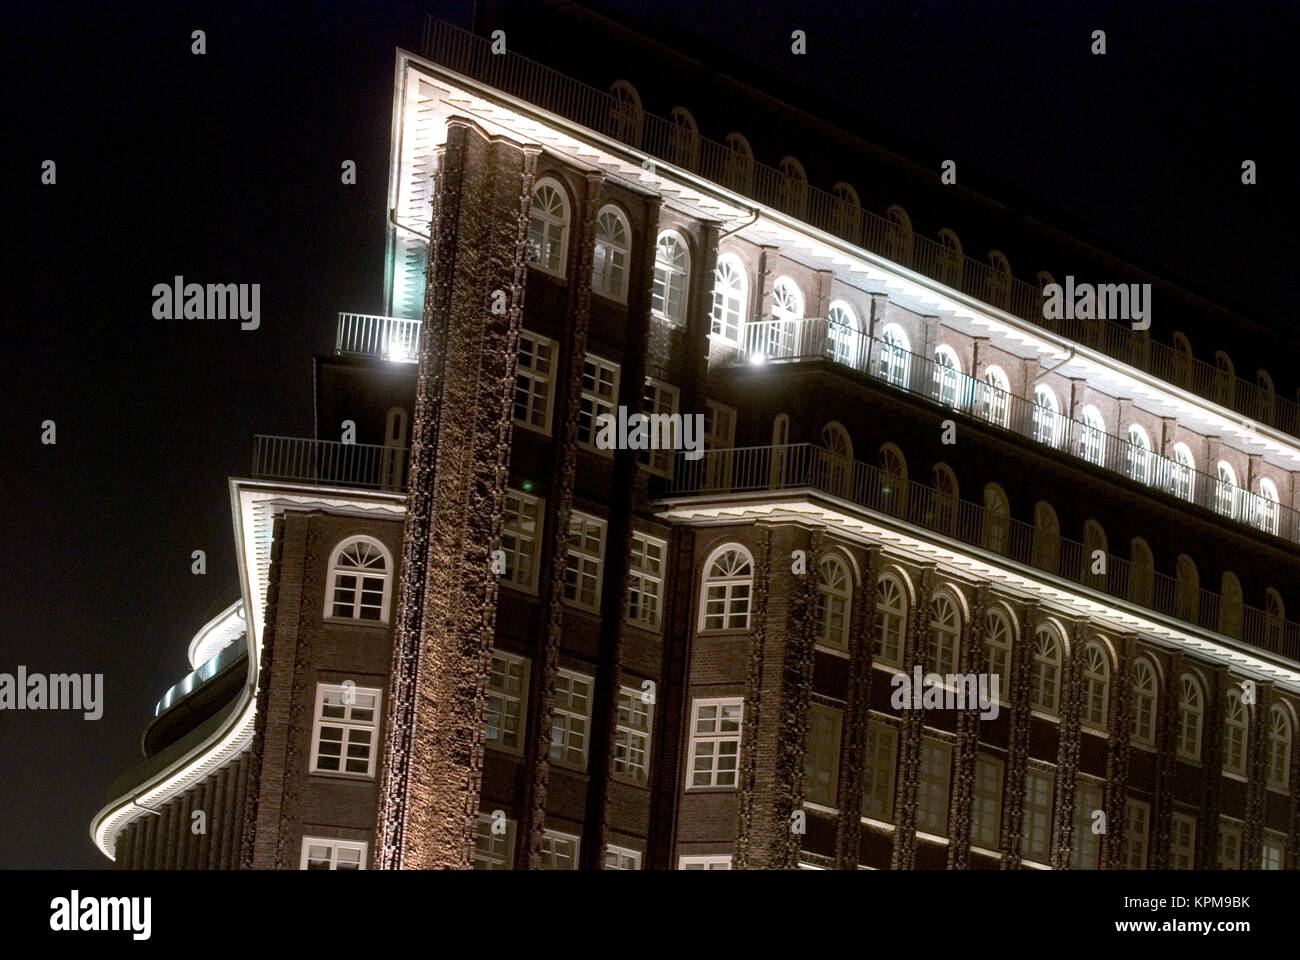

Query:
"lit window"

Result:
[[1082, 642, 1109, 729], [929, 592, 961, 675], [1126, 425, 1151, 485], [814, 554, 852, 651], [1177, 674, 1203, 761], [1215, 460, 1239, 519], [577, 353, 620, 453], [917, 739, 952, 836], [300, 837, 366, 870], [874, 574, 907, 666], [1073, 781, 1103, 869], [862, 722, 898, 822], [827, 301, 861, 367], [984, 609, 1013, 699], [592, 206, 630, 302], [639, 379, 680, 476], [932, 345, 962, 408], [700, 545, 753, 632], [1079, 405, 1105, 466], [550, 669, 593, 768], [802, 704, 842, 806], [501, 488, 543, 593], [514, 330, 556, 435], [310, 683, 380, 777], [703, 400, 737, 491], [1132, 659, 1158, 747], [1218, 820, 1242, 869], [1261, 835, 1285, 870], [626, 532, 666, 631], [1170, 443, 1195, 502], [679, 855, 732, 870], [326, 537, 391, 622], [1124, 798, 1150, 869], [1030, 626, 1062, 715], [526, 179, 569, 276], [540, 830, 580, 870], [1223, 689, 1248, 776], [688, 698, 743, 788], [485, 650, 529, 755], [1266, 704, 1292, 791], [474, 813, 514, 870], [1022, 767, 1054, 864], [761, 276, 803, 358], [1257, 478, 1280, 535], [878, 324, 911, 389], [1171, 813, 1196, 870], [613, 685, 653, 783], [1032, 385, 1061, 447], [604, 845, 642, 870], [980, 366, 1010, 428], [710, 255, 747, 344], [971, 754, 1003, 850], [563, 512, 607, 612], [651, 232, 690, 324]]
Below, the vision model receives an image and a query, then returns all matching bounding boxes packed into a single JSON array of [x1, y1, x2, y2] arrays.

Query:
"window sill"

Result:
[[308, 770, 377, 782], [321, 617, 390, 629]]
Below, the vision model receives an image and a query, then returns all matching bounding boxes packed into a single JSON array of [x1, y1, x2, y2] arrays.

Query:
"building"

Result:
[[92, 0, 1300, 871]]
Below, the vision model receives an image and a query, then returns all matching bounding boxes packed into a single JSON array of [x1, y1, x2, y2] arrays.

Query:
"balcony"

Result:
[[723, 317, 1299, 547], [252, 435, 410, 490], [421, 17, 1297, 439], [663, 443, 1300, 662], [154, 639, 247, 717], [335, 312, 421, 363]]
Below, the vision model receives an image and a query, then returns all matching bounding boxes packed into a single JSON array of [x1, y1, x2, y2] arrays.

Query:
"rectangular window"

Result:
[[1218, 820, 1242, 869], [1124, 798, 1150, 869], [613, 685, 653, 782], [577, 354, 620, 453], [300, 837, 367, 870], [549, 669, 593, 768], [473, 813, 515, 870], [802, 704, 843, 806], [1171, 813, 1197, 870], [679, 855, 732, 870], [626, 532, 666, 631], [514, 330, 556, 435], [1021, 767, 1054, 864], [639, 379, 680, 476], [563, 512, 607, 611], [540, 830, 580, 870], [703, 400, 736, 490], [1261, 835, 1285, 870], [917, 739, 952, 837], [310, 683, 380, 777], [604, 845, 642, 870], [688, 698, 743, 788], [485, 650, 529, 755], [862, 722, 898, 822], [502, 488, 543, 593], [971, 754, 1003, 850], [1073, 781, 1103, 869]]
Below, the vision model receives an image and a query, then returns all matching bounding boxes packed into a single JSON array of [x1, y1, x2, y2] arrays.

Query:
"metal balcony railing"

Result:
[[154, 640, 247, 717], [335, 313, 421, 363], [422, 17, 1298, 440], [252, 436, 410, 490], [725, 317, 1299, 546], [664, 443, 1300, 661]]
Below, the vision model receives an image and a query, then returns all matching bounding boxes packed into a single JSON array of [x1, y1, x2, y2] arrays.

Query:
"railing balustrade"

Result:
[[335, 313, 422, 362], [252, 435, 410, 490]]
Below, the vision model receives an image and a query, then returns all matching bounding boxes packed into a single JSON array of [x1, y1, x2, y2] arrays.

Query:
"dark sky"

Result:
[[4, 0, 1294, 869]]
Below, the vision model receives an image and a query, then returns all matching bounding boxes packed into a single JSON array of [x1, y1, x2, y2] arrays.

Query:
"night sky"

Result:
[[5, 0, 1295, 869]]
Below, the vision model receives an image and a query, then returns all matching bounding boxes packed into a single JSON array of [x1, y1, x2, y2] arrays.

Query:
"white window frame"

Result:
[[501, 488, 543, 594], [878, 323, 911, 389], [1079, 405, 1105, 466], [1223, 689, 1248, 776], [324, 536, 392, 623], [1021, 766, 1055, 864], [1170, 812, 1197, 870], [578, 353, 621, 454], [710, 254, 747, 344], [526, 178, 570, 278], [687, 697, 743, 789], [981, 366, 1011, 428], [1131, 659, 1158, 748], [550, 669, 594, 769], [473, 812, 515, 870], [638, 378, 680, 477], [1082, 642, 1109, 730], [1215, 460, 1240, 518], [1031, 384, 1061, 447], [1073, 781, 1104, 869], [300, 837, 367, 870], [1218, 819, 1242, 869], [1126, 424, 1152, 485], [932, 344, 962, 408], [1177, 673, 1203, 761], [1170, 442, 1195, 502], [1029, 627, 1062, 716], [814, 553, 852, 652], [678, 854, 732, 870], [651, 230, 690, 324], [514, 329, 557, 435], [971, 753, 1004, 851], [699, 544, 753, 633], [485, 649, 529, 756], [984, 608, 1013, 701], [1266, 704, 1292, 791], [592, 205, 631, 302], [930, 592, 960, 676], [874, 574, 907, 667], [613, 684, 653, 783], [1124, 798, 1150, 869], [1261, 834, 1285, 870], [309, 682, 381, 777], [563, 511, 607, 612], [604, 845, 643, 870], [626, 531, 667, 631], [540, 829, 581, 870]]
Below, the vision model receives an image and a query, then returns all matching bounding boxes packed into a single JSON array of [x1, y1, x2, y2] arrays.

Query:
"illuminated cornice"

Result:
[[186, 600, 246, 669]]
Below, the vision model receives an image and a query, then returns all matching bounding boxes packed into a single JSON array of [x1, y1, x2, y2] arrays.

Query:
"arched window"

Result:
[[1257, 369, 1277, 424], [832, 182, 861, 238], [982, 483, 1010, 554], [771, 276, 803, 320], [987, 250, 1012, 306], [764, 276, 803, 358], [1126, 424, 1151, 484], [819, 421, 853, 496], [1172, 332, 1194, 387], [770, 413, 791, 487], [1032, 384, 1061, 447], [592, 205, 631, 302], [932, 345, 962, 408], [1082, 641, 1110, 729], [1214, 351, 1236, 405], [1175, 554, 1200, 623], [1079, 405, 1106, 466], [932, 462, 959, 535], [1266, 705, 1292, 790], [527, 178, 570, 277], [709, 254, 747, 344], [1221, 572, 1244, 639], [879, 443, 908, 517], [980, 366, 1011, 428], [1170, 443, 1195, 502], [700, 545, 753, 632], [814, 553, 852, 651], [930, 591, 961, 675], [1177, 674, 1204, 761], [325, 536, 393, 622], [381, 406, 409, 490], [826, 301, 861, 368], [1223, 688, 1248, 775], [722, 132, 755, 193], [1033, 501, 1060, 572], [985, 608, 1013, 698], [1257, 478, 1280, 535], [885, 205, 913, 265], [608, 79, 643, 146], [1083, 519, 1108, 588], [874, 573, 907, 666], [1266, 588, 1286, 649], [1129, 537, 1155, 606], [936, 228, 964, 287], [778, 156, 809, 216], [877, 323, 911, 389], [1131, 658, 1158, 747], [1030, 625, 1063, 715], [651, 231, 690, 324], [1215, 460, 1241, 520], [667, 106, 699, 168]]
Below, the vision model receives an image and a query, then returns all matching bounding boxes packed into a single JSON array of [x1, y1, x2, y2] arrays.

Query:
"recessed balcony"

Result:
[[251, 435, 410, 490], [335, 312, 421, 363]]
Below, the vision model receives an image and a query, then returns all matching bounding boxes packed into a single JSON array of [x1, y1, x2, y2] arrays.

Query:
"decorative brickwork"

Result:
[[1049, 620, 1086, 869], [891, 563, 935, 869], [1196, 665, 1227, 869], [834, 546, 880, 868], [999, 601, 1037, 868], [734, 526, 772, 867], [1101, 634, 1136, 870], [1149, 649, 1183, 870], [1242, 681, 1275, 868], [948, 583, 989, 870]]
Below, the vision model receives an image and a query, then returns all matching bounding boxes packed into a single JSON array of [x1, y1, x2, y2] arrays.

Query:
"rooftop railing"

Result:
[[664, 443, 1300, 662], [252, 435, 410, 490], [335, 313, 421, 363], [154, 640, 247, 717], [724, 316, 1298, 547], [422, 17, 1298, 440]]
